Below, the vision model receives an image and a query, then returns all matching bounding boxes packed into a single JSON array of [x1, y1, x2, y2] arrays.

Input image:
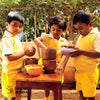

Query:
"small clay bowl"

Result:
[[43, 59, 57, 73], [42, 48, 57, 60], [24, 58, 38, 65], [25, 64, 43, 76]]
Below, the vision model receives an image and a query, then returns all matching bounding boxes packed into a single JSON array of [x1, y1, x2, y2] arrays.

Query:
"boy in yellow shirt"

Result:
[[34, 15, 68, 63], [34, 15, 68, 100], [63, 10, 100, 100], [1, 11, 36, 100]]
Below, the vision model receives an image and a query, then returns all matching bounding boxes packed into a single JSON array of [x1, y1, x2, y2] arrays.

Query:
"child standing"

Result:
[[1, 11, 36, 100], [34, 15, 68, 100], [64, 10, 100, 100], [34, 15, 68, 64]]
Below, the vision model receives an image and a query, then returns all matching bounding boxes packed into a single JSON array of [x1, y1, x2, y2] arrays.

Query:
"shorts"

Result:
[[75, 68, 99, 97], [1, 72, 16, 97]]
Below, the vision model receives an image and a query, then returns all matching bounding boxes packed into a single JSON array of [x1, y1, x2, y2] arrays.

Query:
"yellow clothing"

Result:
[[2, 31, 24, 74], [41, 33, 68, 63], [74, 28, 99, 97], [94, 33, 100, 63], [44, 96, 50, 100], [1, 31, 24, 97], [75, 68, 99, 97], [93, 27, 100, 52], [74, 33, 98, 72], [1, 72, 16, 97]]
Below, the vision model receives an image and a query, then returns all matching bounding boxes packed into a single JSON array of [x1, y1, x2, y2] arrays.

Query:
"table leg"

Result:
[[53, 84, 62, 100], [58, 87, 62, 100], [45, 90, 50, 100], [15, 88, 21, 100], [27, 88, 31, 100]]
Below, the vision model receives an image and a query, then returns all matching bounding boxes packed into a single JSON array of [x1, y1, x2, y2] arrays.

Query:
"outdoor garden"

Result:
[[0, 0, 100, 61], [0, 0, 100, 100], [0, 0, 100, 41]]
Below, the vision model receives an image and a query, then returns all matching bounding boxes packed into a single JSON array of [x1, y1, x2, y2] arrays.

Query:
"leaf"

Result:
[[0, 0, 100, 41]]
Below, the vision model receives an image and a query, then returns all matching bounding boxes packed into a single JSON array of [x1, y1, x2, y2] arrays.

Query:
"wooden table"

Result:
[[13, 72, 63, 100]]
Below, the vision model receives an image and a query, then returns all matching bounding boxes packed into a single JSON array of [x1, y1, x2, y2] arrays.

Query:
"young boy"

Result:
[[1, 11, 36, 100], [34, 15, 68, 100], [34, 15, 68, 64], [65, 10, 100, 100]]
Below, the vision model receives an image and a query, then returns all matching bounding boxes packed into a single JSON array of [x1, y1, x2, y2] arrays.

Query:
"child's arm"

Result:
[[56, 55, 66, 71], [61, 45, 100, 58], [5, 46, 36, 61], [68, 47, 100, 58], [5, 51, 25, 61], [56, 55, 69, 72], [34, 37, 47, 49], [78, 49, 100, 58]]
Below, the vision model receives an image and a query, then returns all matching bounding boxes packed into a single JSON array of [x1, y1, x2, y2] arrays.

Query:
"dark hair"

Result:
[[73, 10, 93, 25], [49, 15, 66, 31], [7, 11, 24, 24]]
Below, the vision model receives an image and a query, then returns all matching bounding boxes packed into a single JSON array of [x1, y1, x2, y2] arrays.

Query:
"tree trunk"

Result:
[[34, 8, 37, 38], [0, 26, 4, 35]]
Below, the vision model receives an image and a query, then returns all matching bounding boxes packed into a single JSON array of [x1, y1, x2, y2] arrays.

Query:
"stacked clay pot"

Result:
[[42, 48, 57, 73], [24, 58, 38, 65]]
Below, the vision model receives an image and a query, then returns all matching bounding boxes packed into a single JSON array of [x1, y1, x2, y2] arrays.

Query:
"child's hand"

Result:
[[25, 46, 36, 57], [55, 63, 63, 72], [61, 45, 81, 57], [56, 66, 63, 72], [68, 47, 82, 57]]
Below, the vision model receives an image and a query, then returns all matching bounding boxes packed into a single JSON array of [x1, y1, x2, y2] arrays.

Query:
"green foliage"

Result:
[[0, 0, 20, 4], [0, 0, 100, 41]]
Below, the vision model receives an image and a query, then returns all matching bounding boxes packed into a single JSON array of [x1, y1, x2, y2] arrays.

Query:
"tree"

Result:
[[0, 0, 100, 41]]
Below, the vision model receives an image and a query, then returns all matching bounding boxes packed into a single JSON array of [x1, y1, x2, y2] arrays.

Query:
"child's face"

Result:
[[50, 24, 64, 40], [5, 20, 23, 36], [74, 21, 93, 36]]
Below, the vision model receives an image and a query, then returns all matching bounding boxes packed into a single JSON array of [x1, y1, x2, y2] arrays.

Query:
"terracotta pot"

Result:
[[25, 64, 43, 76], [24, 58, 38, 65], [63, 57, 75, 83], [43, 59, 57, 73], [64, 67, 75, 83], [42, 48, 57, 60]]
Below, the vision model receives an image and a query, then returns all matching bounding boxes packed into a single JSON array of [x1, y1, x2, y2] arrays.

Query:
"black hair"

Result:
[[49, 15, 66, 31], [73, 10, 93, 25], [7, 11, 24, 24]]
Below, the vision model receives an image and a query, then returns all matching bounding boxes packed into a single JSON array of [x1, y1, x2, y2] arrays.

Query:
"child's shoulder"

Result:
[[2, 31, 15, 43], [59, 37, 69, 44], [60, 37, 67, 41], [3, 31, 13, 38], [41, 33, 49, 37], [41, 33, 50, 40]]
